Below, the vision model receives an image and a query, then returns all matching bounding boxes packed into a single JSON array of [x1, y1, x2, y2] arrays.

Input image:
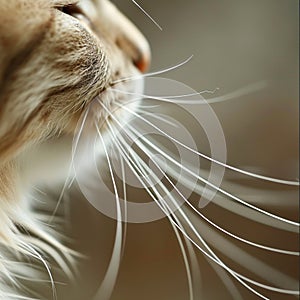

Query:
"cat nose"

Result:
[[116, 34, 151, 73], [103, 0, 151, 72], [133, 43, 151, 73]]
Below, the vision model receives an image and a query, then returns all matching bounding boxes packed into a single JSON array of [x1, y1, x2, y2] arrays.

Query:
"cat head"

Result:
[[0, 0, 150, 164]]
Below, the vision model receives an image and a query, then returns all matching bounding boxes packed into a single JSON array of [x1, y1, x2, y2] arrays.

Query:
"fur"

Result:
[[0, 0, 150, 298]]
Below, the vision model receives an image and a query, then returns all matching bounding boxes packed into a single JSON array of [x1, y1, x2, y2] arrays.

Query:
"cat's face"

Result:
[[0, 0, 150, 164]]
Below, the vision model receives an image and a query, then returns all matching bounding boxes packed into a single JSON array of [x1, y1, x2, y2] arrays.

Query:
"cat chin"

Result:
[[97, 74, 144, 145], [17, 75, 145, 191]]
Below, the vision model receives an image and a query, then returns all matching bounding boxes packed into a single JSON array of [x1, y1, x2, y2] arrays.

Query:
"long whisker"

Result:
[[104, 121, 200, 300], [124, 138, 298, 296], [111, 81, 268, 105], [99, 100, 298, 230], [19, 241, 57, 300], [50, 106, 91, 222], [49, 167, 73, 223], [108, 127, 271, 299], [3, 294, 39, 300], [175, 234, 195, 300], [107, 127, 206, 300], [72, 105, 90, 163], [116, 103, 299, 186], [117, 101, 299, 191], [100, 102, 298, 297], [111, 56, 193, 85], [115, 104, 300, 230], [93, 123, 123, 300], [127, 124, 299, 255], [129, 123, 299, 227], [131, 0, 162, 30], [121, 124, 299, 292], [135, 108, 179, 128], [204, 256, 244, 300], [159, 202, 196, 300], [104, 124, 169, 217], [162, 82, 267, 103], [119, 153, 128, 259]]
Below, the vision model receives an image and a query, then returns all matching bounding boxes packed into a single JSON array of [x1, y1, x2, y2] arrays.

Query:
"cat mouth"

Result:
[[98, 76, 144, 118], [78, 75, 145, 138]]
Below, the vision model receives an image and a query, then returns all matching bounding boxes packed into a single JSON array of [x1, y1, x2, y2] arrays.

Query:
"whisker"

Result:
[[129, 123, 299, 227], [174, 231, 195, 300], [119, 153, 128, 259], [135, 108, 179, 128], [72, 105, 90, 161], [160, 165, 298, 232], [131, 0, 162, 30], [93, 122, 123, 300], [49, 105, 91, 222], [111, 81, 268, 106], [99, 100, 298, 230], [104, 122, 170, 217], [204, 256, 244, 300], [161, 81, 267, 103], [19, 241, 57, 300], [127, 125, 298, 255], [4, 294, 39, 300], [117, 102, 298, 187], [110, 129, 271, 299], [99, 102, 298, 298], [122, 124, 299, 293], [111, 56, 193, 85], [105, 121, 200, 300], [22, 236, 74, 279], [125, 145, 298, 296], [203, 81, 267, 103], [49, 167, 73, 224]]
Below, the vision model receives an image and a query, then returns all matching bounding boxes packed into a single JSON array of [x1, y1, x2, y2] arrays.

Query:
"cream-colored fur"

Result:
[[0, 0, 149, 297]]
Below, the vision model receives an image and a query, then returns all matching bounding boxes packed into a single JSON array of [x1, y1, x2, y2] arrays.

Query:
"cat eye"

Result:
[[57, 3, 90, 25]]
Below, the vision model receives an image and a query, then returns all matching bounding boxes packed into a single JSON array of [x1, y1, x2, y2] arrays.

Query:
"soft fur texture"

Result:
[[0, 0, 149, 298], [1, 1, 298, 300]]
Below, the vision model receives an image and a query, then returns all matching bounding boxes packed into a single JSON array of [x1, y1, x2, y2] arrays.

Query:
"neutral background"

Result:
[[55, 1, 299, 299]]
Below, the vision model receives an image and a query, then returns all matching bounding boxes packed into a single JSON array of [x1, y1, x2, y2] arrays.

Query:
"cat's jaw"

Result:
[[16, 70, 145, 191]]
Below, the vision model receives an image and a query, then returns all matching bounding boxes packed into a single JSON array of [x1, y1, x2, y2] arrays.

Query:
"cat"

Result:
[[0, 1, 299, 300], [0, 0, 150, 298]]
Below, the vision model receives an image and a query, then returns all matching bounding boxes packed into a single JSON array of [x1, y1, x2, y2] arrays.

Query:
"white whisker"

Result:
[[4, 294, 39, 300], [123, 124, 299, 294], [105, 122, 199, 300], [111, 56, 193, 84], [19, 241, 57, 300], [161, 82, 267, 103], [119, 153, 128, 259], [135, 108, 179, 128], [167, 222, 202, 300], [114, 104, 299, 227], [111, 81, 268, 106], [49, 105, 91, 222], [115, 133, 270, 299], [93, 123, 123, 300], [99, 102, 299, 298], [131, 0, 162, 30], [134, 126, 299, 227], [118, 103, 299, 186], [126, 124, 298, 256]]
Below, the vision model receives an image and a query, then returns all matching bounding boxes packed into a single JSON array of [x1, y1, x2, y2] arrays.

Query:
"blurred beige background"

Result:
[[53, 1, 298, 299]]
